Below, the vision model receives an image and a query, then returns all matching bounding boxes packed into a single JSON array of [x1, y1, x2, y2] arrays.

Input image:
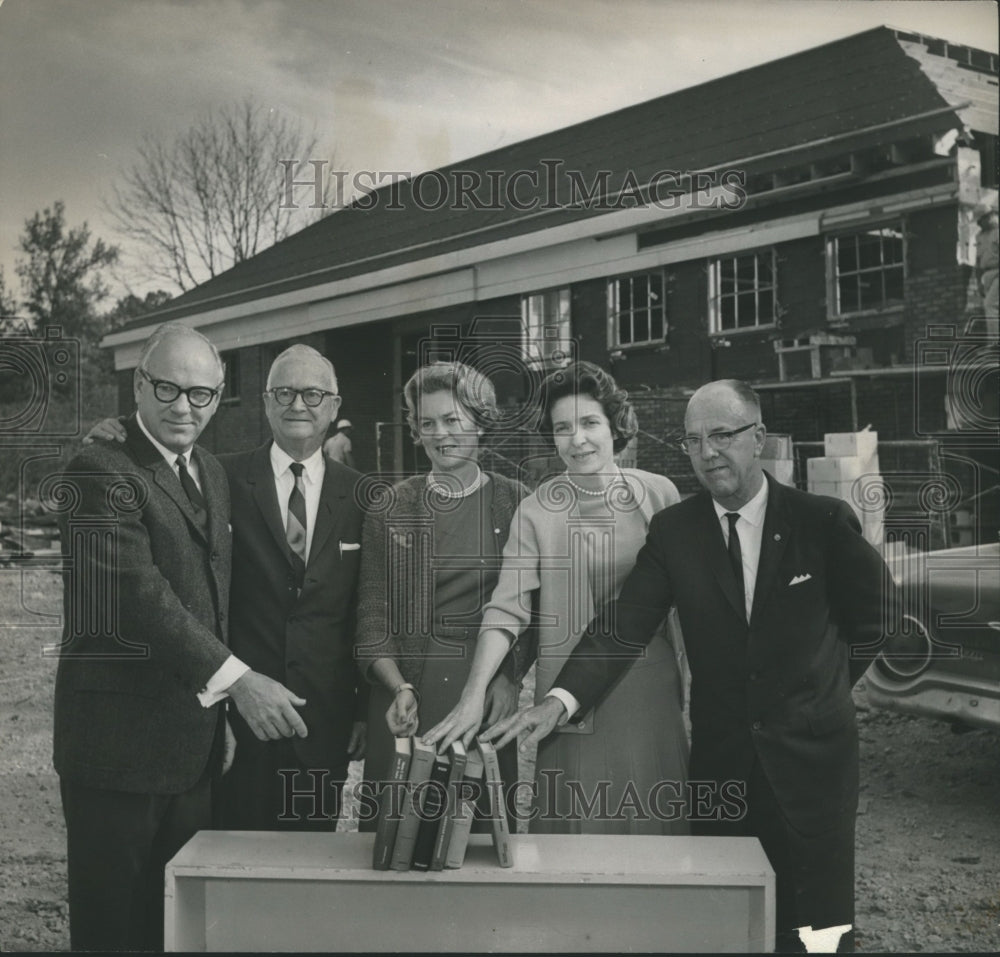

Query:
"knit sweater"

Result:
[[354, 471, 531, 689]]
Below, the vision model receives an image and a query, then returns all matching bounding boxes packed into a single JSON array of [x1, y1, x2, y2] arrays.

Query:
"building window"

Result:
[[709, 250, 776, 333], [522, 288, 572, 366], [221, 349, 241, 403], [607, 271, 667, 348], [828, 224, 905, 316]]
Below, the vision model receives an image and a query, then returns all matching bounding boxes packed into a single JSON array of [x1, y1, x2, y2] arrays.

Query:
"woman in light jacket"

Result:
[[427, 361, 689, 834]]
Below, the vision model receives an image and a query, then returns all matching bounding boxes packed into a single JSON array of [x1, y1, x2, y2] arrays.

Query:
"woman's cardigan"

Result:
[[354, 470, 532, 689]]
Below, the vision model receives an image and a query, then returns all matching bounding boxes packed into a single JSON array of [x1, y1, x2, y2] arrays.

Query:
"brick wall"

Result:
[[326, 321, 396, 474], [201, 343, 266, 454]]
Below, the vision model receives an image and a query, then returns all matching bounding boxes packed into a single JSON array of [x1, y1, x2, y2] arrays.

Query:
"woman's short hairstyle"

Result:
[[403, 361, 500, 440], [539, 360, 638, 454]]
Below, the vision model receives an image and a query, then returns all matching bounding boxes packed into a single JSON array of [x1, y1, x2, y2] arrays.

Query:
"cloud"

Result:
[[0, 0, 996, 299]]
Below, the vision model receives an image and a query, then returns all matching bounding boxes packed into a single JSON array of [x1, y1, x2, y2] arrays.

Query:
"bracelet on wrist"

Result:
[[394, 682, 418, 702]]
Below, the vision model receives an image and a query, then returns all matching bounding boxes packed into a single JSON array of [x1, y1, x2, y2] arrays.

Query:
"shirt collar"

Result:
[[712, 472, 769, 526], [270, 442, 325, 484], [137, 411, 191, 468]]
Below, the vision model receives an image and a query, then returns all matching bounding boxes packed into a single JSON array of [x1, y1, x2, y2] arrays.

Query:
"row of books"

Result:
[[372, 736, 513, 871]]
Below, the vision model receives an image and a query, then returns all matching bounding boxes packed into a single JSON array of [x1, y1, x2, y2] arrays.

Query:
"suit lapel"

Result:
[[750, 474, 791, 626], [125, 416, 209, 543], [247, 442, 293, 563], [192, 445, 228, 546], [698, 492, 746, 621], [308, 465, 344, 567]]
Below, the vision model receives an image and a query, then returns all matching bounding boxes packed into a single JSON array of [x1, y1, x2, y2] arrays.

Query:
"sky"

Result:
[[0, 0, 997, 302]]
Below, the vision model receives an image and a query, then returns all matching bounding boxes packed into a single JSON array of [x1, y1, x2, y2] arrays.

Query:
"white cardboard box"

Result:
[[807, 456, 870, 483], [760, 459, 794, 486], [823, 430, 878, 461], [762, 434, 793, 459]]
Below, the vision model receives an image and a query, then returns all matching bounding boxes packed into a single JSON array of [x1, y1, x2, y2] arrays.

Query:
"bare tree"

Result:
[[107, 99, 335, 292]]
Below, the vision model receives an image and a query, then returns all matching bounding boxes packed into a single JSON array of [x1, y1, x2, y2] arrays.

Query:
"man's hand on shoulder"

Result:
[[227, 671, 308, 741], [82, 417, 127, 446]]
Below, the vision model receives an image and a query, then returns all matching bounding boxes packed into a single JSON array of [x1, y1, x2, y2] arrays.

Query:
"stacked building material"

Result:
[[807, 429, 884, 547], [760, 433, 794, 487]]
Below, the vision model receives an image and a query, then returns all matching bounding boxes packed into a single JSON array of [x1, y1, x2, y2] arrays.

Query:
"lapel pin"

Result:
[[774, 533, 781, 541]]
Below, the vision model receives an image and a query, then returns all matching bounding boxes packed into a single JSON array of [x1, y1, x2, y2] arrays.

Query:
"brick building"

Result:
[[103, 27, 998, 538]]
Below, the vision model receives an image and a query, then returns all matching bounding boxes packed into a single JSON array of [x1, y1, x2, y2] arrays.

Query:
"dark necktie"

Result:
[[725, 511, 746, 618], [176, 456, 207, 528], [286, 462, 308, 581]]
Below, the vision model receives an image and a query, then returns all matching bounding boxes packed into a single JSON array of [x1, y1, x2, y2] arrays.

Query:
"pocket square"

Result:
[[339, 541, 361, 552], [788, 573, 812, 586]]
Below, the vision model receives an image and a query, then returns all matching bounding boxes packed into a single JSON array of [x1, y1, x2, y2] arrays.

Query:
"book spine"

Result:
[[411, 755, 450, 871], [431, 749, 468, 870], [443, 777, 478, 869], [371, 748, 411, 870], [479, 741, 513, 868], [390, 745, 436, 871]]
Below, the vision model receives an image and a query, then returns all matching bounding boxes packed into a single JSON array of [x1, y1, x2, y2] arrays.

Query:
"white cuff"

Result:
[[545, 688, 580, 725], [197, 655, 250, 708]]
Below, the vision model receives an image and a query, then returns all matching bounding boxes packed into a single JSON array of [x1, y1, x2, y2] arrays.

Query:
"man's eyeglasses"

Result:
[[678, 422, 758, 455], [263, 387, 338, 408], [139, 368, 222, 408]]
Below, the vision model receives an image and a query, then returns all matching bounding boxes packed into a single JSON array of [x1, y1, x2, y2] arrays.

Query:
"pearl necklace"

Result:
[[429, 468, 485, 499], [562, 469, 624, 497]]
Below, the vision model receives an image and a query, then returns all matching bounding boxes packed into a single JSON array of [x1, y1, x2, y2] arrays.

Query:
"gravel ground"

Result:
[[1, 566, 997, 952]]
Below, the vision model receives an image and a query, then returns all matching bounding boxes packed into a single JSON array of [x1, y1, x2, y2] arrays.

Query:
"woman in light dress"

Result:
[[427, 361, 689, 835]]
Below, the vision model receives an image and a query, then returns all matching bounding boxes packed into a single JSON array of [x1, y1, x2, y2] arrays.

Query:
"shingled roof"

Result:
[[122, 26, 991, 330]]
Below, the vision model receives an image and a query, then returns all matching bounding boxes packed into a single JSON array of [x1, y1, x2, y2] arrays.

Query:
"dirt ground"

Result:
[[1, 566, 998, 953]]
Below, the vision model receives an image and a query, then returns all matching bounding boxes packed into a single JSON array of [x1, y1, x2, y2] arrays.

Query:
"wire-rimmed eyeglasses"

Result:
[[678, 422, 758, 455], [139, 368, 223, 408], [263, 387, 338, 408]]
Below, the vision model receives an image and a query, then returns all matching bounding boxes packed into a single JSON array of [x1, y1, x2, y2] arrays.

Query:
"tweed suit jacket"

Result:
[[354, 471, 532, 689], [556, 472, 894, 836], [53, 414, 232, 794], [220, 443, 367, 772]]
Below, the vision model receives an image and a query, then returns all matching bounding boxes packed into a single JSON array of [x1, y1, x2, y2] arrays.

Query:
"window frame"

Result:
[[826, 220, 907, 320], [220, 349, 241, 405], [521, 287, 573, 368], [708, 248, 778, 335], [606, 269, 668, 350]]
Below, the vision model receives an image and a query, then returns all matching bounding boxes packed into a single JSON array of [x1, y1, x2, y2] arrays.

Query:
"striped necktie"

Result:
[[286, 462, 308, 580]]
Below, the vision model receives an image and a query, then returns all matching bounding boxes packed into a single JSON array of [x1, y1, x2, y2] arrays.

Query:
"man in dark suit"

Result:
[[488, 379, 895, 952], [215, 344, 367, 830], [55, 324, 308, 951]]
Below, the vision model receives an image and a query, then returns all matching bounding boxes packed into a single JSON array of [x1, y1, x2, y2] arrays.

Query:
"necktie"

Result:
[[176, 456, 207, 528], [725, 512, 746, 618], [286, 462, 308, 580]]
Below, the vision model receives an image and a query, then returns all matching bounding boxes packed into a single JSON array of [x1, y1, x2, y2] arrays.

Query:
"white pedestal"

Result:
[[165, 831, 774, 952]]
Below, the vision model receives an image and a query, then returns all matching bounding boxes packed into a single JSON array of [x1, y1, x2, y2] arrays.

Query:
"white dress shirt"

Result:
[[270, 443, 326, 563], [135, 413, 250, 705], [548, 474, 771, 722], [136, 412, 203, 491]]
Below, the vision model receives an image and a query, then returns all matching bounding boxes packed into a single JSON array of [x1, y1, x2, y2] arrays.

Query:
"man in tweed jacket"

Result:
[[54, 325, 304, 951]]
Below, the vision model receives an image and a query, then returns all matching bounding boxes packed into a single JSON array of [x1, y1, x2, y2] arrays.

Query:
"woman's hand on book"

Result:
[[483, 672, 519, 727], [480, 698, 564, 752], [421, 688, 485, 752], [386, 688, 419, 736]]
